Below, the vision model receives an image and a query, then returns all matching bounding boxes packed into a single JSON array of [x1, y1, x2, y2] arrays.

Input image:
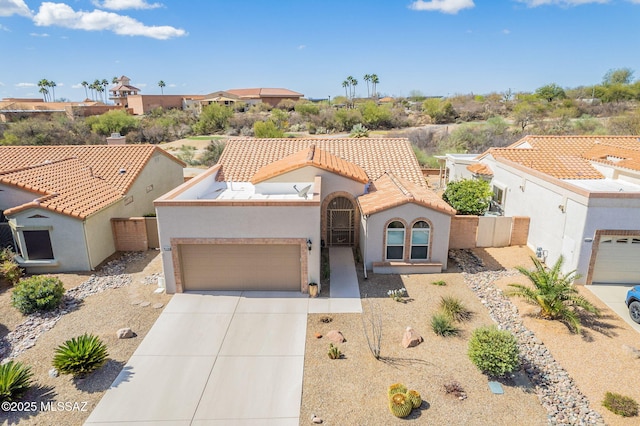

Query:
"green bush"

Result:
[[11, 276, 65, 314], [431, 280, 447, 286], [253, 120, 284, 138], [52, 334, 108, 378], [0, 361, 33, 402], [1, 259, 23, 286], [468, 326, 519, 377], [602, 391, 639, 417], [430, 313, 460, 337], [442, 178, 492, 215], [439, 296, 472, 322]]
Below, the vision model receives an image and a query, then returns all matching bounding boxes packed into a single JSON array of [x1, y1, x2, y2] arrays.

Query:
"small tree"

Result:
[[442, 179, 492, 215], [85, 110, 138, 136], [254, 120, 284, 138], [193, 103, 233, 135]]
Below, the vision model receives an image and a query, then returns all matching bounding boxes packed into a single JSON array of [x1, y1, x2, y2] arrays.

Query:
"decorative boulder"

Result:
[[116, 328, 135, 339], [402, 327, 423, 348], [326, 330, 345, 343]]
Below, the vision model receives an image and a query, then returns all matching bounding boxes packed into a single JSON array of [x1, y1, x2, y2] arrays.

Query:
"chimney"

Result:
[[106, 132, 126, 145]]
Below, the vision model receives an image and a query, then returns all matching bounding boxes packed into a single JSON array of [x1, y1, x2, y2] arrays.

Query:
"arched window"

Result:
[[410, 221, 430, 260], [386, 221, 405, 260]]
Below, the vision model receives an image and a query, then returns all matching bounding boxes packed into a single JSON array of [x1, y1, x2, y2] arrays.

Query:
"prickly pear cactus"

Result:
[[388, 383, 408, 398], [407, 389, 422, 408], [389, 392, 412, 418]]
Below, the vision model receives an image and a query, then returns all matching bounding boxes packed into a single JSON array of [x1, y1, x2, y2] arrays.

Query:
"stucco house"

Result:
[[0, 145, 184, 273], [155, 138, 456, 294], [445, 135, 640, 285]]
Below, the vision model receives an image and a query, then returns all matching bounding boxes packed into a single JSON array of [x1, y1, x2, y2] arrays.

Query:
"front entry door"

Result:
[[327, 197, 355, 246]]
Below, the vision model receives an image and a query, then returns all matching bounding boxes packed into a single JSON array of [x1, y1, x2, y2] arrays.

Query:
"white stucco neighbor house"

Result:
[[445, 135, 640, 285], [155, 138, 456, 294], [0, 145, 185, 273]]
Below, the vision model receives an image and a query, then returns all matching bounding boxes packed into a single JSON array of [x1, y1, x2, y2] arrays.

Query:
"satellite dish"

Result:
[[294, 184, 312, 199]]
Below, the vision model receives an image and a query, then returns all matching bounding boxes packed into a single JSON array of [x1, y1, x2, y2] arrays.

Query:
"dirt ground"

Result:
[[0, 251, 171, 426], [300, 246, 640, 425]]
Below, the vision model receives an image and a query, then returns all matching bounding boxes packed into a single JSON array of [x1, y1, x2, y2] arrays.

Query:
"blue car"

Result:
[[626, 286, 640, 324]]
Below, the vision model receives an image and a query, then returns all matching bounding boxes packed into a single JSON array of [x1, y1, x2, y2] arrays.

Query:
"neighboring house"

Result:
[[0, 98, 122, 122], [126, 95, 186, 115], [445, 135, 640, 284], [155, 138, 456, 294], [224, 88, 303, 107], [0, 145, 184, 273], [109, 76, 141, 108]]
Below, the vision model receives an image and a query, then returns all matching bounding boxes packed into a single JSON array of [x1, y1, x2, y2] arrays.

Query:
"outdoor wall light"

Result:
[[307, 239, 312, 251]]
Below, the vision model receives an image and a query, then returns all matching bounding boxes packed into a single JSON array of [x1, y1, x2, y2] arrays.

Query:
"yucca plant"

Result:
[[431, 313, 460, 337], [439, 296, 472, 322], [507, 256, 600, 333], [0, 361, 33, 402], [52, 334, 108, 378]]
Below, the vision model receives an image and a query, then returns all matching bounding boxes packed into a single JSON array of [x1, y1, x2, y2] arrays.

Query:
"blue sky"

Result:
[[1, 0, 640, 101]]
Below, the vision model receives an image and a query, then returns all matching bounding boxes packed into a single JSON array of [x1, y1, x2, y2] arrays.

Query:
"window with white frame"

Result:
[[410, 221, 430, 260], [21, 229, 54, 260], [386, 221, 405, 260], [491, 183, 506, 213]]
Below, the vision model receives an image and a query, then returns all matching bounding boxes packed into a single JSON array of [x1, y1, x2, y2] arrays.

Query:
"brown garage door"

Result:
[[180, 244, 301, 291]]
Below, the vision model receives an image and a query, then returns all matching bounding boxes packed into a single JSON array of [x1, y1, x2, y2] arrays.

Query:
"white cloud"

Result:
[[15, 82, 36, 87], [502, 29, 511, 34], [0, 0, 31, 17], [409, 0, 475, 14], [92, 0, 163, 10], [72, 83, 83, 89], [515, 0, 609, 6], [168, 83, 176, 87], [0, 24, 10, 31], [137, 83, 147, 87], [33, 2, 187, 40], [30, 32, 50, 37], [297, 44, 306, 50]]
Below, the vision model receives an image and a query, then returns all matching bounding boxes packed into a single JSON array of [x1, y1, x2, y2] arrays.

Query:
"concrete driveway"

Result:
[[586, 284, 640, 333], [85, 291, 308, 425]]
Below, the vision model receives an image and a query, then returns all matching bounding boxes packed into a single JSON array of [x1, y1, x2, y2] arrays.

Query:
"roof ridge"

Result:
[[306, 144, 316, 162], [386, 172, 413, 199], [0, 156, 77, 176]]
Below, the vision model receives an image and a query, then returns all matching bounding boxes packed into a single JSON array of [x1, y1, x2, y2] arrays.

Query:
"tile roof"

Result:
[[480, 135, 640, 179], [0, 145, 183, 219], [467, 163, 493, 176], [217, 138, 426, 187], [358, 172, 456, 216], [250, 144, 369, 184], [226, 88, 303, 98]]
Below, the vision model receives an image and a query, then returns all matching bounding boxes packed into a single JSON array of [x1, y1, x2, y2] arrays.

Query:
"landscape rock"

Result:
[[152, 303, 164, 309], [326, 330, 345, 343], [401, 326, 423, 348], [139, 301, 151, 307], [48, 368, 58, 378], [117, 328, 135, 339]]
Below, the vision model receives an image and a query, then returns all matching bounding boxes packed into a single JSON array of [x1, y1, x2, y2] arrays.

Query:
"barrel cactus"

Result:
[[389, 392, 412, 418], [407, 389, 422, 408], [388, 383, 408, 398]]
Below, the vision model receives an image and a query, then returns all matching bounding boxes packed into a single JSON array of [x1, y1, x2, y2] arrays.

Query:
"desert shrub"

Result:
[[85, 109, 139, 136], [52, 334, 108, 378], [1, 259, 23, 285], [431, 313, 459, 337], [11, 275, 64, 314], [294, 101, 320, 116], [334, 108, 362, 132], [193, 103, 233, 135], [442, 178, 492, 215], [439, 296, 472, 322], [468, 326, 519, 377], [327, 343, 342, 360], [431, 280, 447, 286], [254, 120, 284, 138], [602, 392, 638, 417], [0, 361, 33, 402], [349, 123, 369, 138], [443, 381, 467, 400]]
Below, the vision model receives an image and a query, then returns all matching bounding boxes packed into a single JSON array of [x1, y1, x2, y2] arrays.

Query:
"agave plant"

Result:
[[52, 334, 108, 378], [0, 361, 33, 402], [507, 256, 600, 333], [349, 123, 369, 138]]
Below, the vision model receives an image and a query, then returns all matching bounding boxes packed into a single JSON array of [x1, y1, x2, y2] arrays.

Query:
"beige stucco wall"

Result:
[[360, 203, 452, 271], [257, 166, 366, 200], [156, 204, 321, 293], [9, 208, 90, 272]]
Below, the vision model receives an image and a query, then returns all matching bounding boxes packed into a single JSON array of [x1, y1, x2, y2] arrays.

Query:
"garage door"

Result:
[[591, 236, 640, 284], [180, 244, 301, 291]]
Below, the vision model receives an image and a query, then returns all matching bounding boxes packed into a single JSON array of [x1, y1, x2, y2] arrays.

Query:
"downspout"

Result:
[[362, 214, 369, 279], [81, 219, 94, 270]]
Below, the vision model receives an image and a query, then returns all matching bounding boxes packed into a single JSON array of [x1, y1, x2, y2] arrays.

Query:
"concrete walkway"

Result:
[[308, 247, 362, 314], [586, 284, 640, 333], [86, 247, 362, 424]]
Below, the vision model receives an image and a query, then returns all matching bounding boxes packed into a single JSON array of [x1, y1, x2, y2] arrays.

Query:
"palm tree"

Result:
[[93, 79, 102, 102], [363, 74, 371, 98], [96, 85, 105, 103], [81, 81, 89, 100], [101, 79, 109, 103], [346, 76, 357, 100], [158, 80, 166, 95], [370, 74, 379, 100], [38, 79, 50, 102], [342, 80, 349, 99], [48, 80, 56, 102], [507, 256, 600, 333], [112, 76, 119, 85]]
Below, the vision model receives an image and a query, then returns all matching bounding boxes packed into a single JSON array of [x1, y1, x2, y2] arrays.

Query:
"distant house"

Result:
[[444, 135, 640, 285], [109, 76, 141, 108], [0, 145, 184, 272], [0, 98, 122, 123], [225, 88, 304, 107], [155, 138, 455, 294]]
